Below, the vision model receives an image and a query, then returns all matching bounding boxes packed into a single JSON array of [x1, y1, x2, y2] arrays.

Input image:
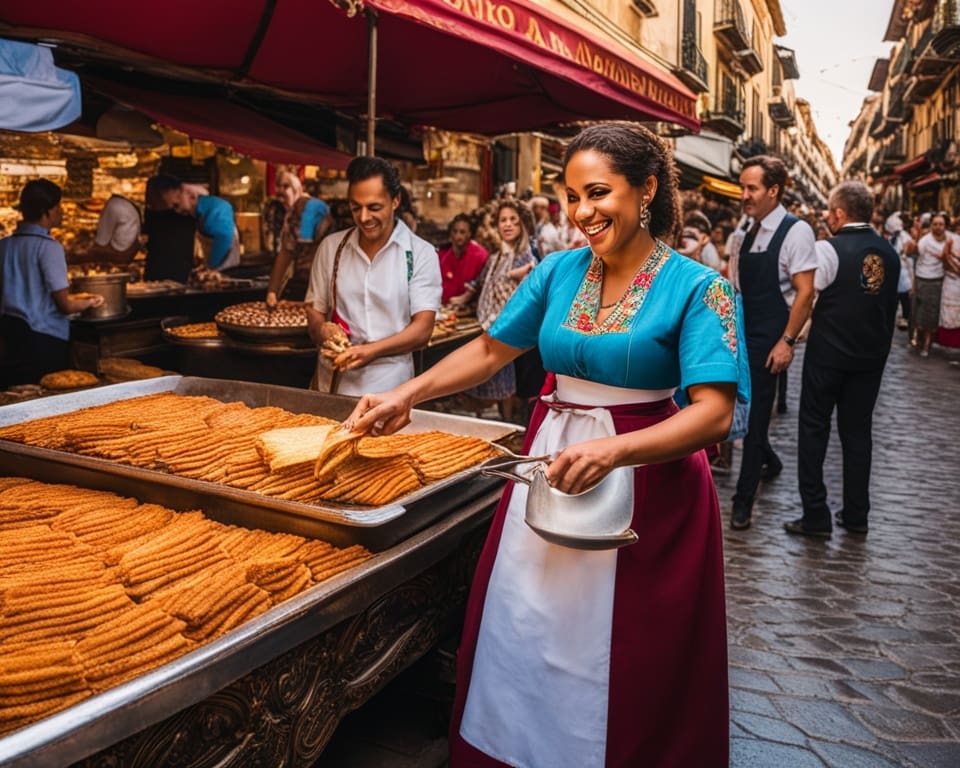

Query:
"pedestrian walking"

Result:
[[913, 212, 954, 357], [787, 181, 900, 537], [728, 156, 817, 530], [343, 123, 747, 768]]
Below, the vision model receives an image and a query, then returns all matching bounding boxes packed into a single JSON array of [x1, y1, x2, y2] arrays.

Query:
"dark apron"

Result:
[[281, 240, 318, 301], [739, 214, 798, 360]]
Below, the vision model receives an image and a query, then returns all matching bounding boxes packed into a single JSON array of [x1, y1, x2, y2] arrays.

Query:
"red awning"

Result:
[[893, 154, 932, 178], [0, 0, 698, 133], [908, 172, 941, 189], [88, 80, 352, 169]]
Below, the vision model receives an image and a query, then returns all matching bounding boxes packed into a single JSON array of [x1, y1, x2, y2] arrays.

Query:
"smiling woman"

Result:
[[339, 123, 750, 768]]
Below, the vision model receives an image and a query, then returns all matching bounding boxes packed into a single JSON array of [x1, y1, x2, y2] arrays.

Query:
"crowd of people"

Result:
[[4, 119, 955, 766]]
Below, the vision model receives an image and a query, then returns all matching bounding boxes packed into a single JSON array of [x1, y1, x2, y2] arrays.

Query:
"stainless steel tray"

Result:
[[0, 376, 517, 548], [216, 318, 311, 343], [0, 478, 501, 768]]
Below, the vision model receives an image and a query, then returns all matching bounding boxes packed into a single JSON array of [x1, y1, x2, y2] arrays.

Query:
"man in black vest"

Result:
[[785, 180, 901, 537], [730, 156, 817, 530]]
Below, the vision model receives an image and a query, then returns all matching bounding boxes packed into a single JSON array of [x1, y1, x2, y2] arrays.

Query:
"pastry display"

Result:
[[0, 393, 500, 507], [126, 280, 185, 296], [165, 322, 222, 339], [215, 301, 308, 329], [97, 358, 164, 382], [0, 478, 371, 734], [38, 370, 100, 391]]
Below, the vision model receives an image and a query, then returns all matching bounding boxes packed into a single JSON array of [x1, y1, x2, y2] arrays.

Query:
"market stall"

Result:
[[0, 377, 516, 766]]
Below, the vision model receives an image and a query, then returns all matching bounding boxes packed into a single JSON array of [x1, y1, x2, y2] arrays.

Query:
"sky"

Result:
[[776, 0, 894, 166]]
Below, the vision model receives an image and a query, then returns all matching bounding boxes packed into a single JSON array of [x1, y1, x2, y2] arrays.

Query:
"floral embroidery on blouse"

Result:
[[563, 240, 671, 334], [703, 275, 737, 355]]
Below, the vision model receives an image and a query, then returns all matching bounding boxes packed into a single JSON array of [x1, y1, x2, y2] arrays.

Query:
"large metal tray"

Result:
[[0, 459, 501, 768], [0, 376, 517, 550], [216, 318, 311, 343]]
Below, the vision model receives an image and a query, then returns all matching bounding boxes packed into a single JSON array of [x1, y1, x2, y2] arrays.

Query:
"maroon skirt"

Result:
[[449, 384, 729, 767]]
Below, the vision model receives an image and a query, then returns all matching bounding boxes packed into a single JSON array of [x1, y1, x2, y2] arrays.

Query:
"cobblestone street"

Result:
[[719, 338, 960, 767], [319, 337, 960, 768]]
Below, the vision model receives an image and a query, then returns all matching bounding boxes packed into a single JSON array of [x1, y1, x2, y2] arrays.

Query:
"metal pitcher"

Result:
[[482, 455, 638, 549]]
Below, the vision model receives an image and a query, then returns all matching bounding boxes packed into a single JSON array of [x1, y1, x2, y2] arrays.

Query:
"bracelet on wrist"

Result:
[[782, 334, 797, 347]]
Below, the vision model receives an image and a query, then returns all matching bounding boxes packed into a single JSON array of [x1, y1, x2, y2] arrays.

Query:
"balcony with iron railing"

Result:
[[768, 85, 795, 127], [908, 24, 944, 75], [931, 0, 960, 56], [890, 39, 912, 79], [872, 79, 908, 137], [702, 84, 745, 139], [737, 26, 764, 76], [676, 33, 709, 93], [714, 0, 751, 55], [904, 73, 941, 104]]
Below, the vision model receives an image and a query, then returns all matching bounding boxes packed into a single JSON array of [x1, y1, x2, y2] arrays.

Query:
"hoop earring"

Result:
[[639, 199, 651, 230]]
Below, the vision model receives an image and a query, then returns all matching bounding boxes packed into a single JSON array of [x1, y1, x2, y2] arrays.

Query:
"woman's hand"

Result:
[[545, 436, 621, 495], [449, 289, 473, 307], [265, 290, 279, 309], [345, 386, 417, 436]]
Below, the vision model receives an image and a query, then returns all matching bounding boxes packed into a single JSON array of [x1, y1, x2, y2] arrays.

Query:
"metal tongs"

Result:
[[480, 447, 552, 483]]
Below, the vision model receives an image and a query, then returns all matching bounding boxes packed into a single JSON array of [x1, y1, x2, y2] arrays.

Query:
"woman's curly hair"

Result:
[[562, 122, 681, 240]]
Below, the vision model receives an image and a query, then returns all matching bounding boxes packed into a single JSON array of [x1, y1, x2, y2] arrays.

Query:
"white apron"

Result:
[[460, 376, 675, 768], [312, 352, 414, 396]]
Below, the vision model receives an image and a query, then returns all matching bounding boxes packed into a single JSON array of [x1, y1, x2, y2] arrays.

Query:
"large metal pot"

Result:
[[72, 273, 129, 320]]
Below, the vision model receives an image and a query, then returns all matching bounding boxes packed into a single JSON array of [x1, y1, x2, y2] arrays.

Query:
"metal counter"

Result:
[[0, 480, 500, 768], [0, 376, 516, 551]]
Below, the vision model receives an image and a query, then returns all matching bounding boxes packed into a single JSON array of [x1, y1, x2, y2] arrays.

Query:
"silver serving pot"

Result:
[[481, 455, 638, 550], [72, 273, 129, 319]]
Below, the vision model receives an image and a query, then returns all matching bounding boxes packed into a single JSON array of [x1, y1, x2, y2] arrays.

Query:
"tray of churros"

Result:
[[0, 376, 518, 548]]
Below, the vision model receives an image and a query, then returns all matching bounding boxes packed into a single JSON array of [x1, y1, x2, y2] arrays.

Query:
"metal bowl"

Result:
[[215, 319, 311, 344], [523, 464, 637, 550]]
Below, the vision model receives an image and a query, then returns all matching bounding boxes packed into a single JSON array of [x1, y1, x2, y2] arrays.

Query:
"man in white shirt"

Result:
[[305, 156, 441, 395], [530, 196, 563, 257], [67, 194, 141, 264], [729, 156, 817, 530]]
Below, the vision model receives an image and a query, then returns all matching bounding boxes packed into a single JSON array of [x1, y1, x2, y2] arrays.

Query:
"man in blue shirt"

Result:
[[1, 179, 103, 384], [153, 176, 240, 270]]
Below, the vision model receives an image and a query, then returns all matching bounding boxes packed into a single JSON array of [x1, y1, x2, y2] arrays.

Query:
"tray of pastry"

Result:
[[214, 301, 310, 343], [0, 376, 517, 544], [160, 316, 226, 348], [0, 465, 499, 768]]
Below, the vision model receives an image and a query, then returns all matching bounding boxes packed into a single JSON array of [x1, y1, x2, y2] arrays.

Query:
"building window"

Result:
[[630, 0, 658, 17]]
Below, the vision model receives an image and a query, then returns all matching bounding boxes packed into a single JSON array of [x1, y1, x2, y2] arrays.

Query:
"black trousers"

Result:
[[0, 314, 69, 386], [734, 356, 780, 508], [797, 358, 884, 528]]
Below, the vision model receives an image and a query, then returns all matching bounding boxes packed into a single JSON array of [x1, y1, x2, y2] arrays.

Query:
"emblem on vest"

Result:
[[861, 254, 885, 295]]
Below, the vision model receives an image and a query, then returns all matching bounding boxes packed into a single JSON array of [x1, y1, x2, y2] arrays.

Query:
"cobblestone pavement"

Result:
[[717, 337, 960, 767], [319, 336, 960, 768]]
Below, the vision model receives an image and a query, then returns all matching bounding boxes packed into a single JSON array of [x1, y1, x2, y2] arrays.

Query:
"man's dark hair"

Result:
[[829, 180, 875, 224], [449, 213, 473, 234], [17, 179, 62, 221], [683, 211, 712, 235], [562, 122, 680, 239], [145, 174, 183, 210], [346, 156, 402, 199], [741, 155, 789, 201]]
